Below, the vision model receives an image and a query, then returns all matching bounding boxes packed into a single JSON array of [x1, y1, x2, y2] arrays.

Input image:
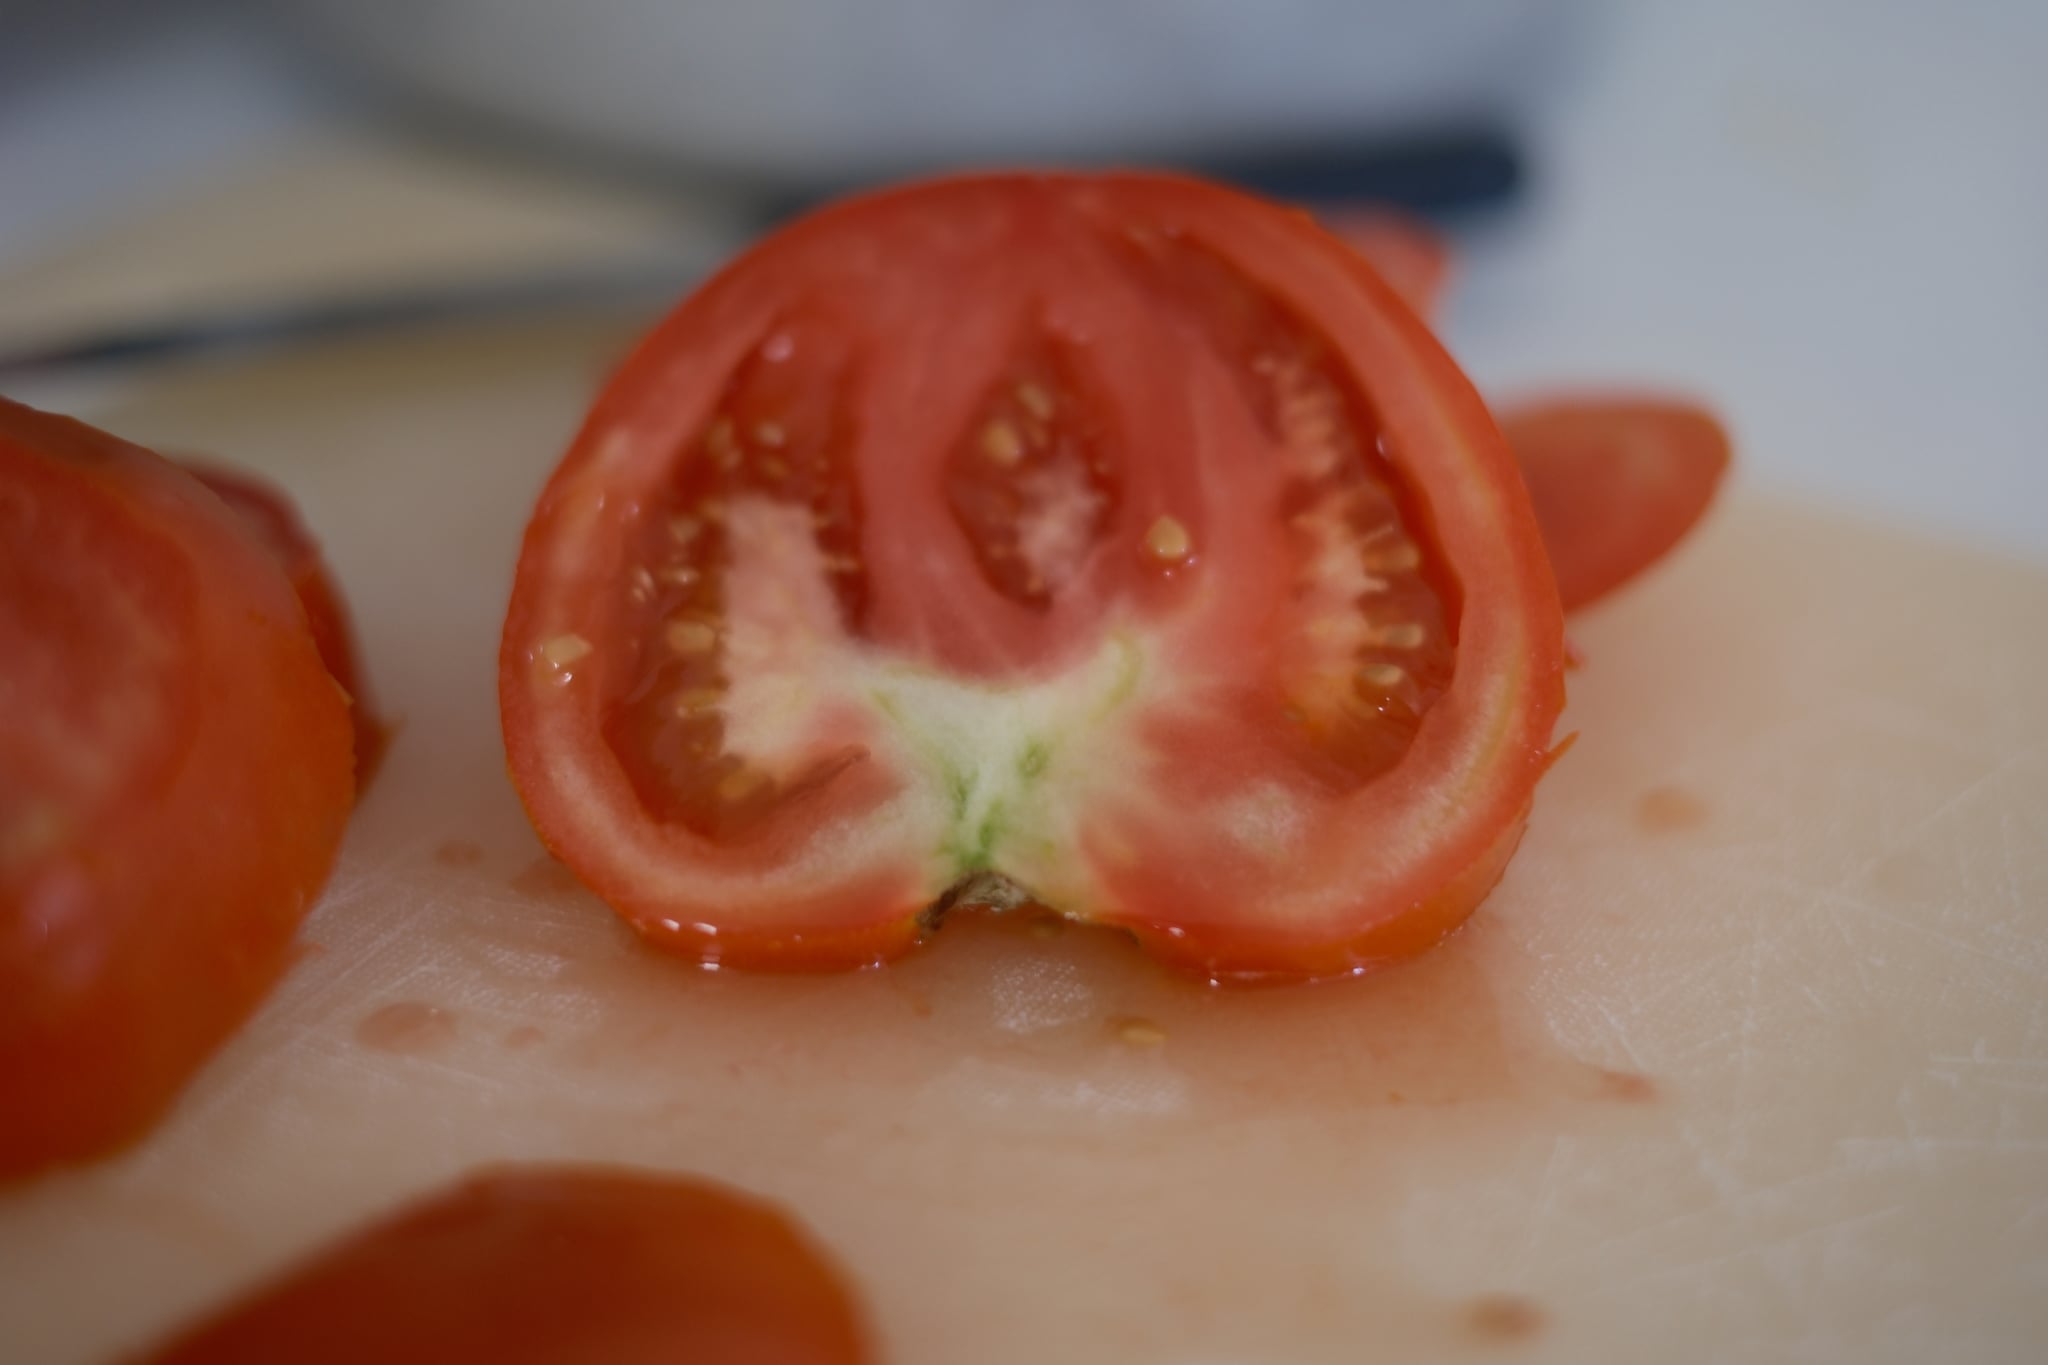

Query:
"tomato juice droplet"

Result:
[[1466, 1293, 1547, 1344], [433, 839, 483, 868], [497, 176, 1571, 979], [132, 1166, 873, 1365], [353, 1001, 457, 1056], [1635, 785, 1709, 833]]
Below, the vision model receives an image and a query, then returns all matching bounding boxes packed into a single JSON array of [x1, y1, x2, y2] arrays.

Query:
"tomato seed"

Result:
[[665, 619, 718, 653], [980, 419, 1025, 466], [539, 634, 592, 670], [1376, 622, 1426, 649], [1144, 514, 1192, 563], [671, 687, 723, 715]]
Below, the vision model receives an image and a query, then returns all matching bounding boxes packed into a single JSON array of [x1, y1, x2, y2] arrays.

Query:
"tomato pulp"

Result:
[[0, 399, 353, 1180], [132, 1167, 871, 1365], [503, 173, 1569, 980]]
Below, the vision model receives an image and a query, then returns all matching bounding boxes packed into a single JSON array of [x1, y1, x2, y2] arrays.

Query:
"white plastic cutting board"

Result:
[[1, 315, 2043, 1364]]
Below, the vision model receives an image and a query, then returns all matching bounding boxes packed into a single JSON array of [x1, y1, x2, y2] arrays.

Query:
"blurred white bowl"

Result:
[[286, 0, 1577, 182]]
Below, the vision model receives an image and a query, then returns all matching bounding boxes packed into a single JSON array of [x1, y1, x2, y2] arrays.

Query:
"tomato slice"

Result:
[[1496, 398, 1731, 612], [133, 1167, 872, 1365], [184, 462, 388, 787], [0, 398, 353, 1182], [501, 173, 1565, 980]]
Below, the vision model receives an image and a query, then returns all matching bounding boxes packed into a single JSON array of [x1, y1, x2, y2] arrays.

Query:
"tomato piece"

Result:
[[501, 173, 1565, 980], [0, 398, 353, 1182], [184, 462, 387, 787], [132, 1166, 872, 1365], [1498, 398, 1731, 612]]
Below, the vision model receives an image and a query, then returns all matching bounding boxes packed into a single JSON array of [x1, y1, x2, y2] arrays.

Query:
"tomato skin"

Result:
[[130, 1167, 872, 1365], [0, 399, 353, 1182], [502, 173, 1565, 980], [1498, 397, 1731, 612], [183, 462, 387, 788]]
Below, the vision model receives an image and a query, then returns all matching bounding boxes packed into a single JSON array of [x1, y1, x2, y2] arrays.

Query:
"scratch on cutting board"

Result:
[[1589, 1201, 1909, 1299], [1826, 748, 2034, 895]]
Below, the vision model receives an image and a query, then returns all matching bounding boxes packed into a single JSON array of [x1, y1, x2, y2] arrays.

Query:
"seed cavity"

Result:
[[1358, 663, 1407, 689], [1145, 514, 1192, 563]]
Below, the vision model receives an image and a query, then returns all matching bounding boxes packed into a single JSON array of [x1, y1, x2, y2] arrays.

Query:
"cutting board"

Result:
[[2, 315, 2044, 1365]]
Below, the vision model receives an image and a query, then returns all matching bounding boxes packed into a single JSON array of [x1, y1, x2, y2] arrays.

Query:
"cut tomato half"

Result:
[[0, 398, 353, 1181], [501, 173, 1566, 980], [185, 462, 387, 787]]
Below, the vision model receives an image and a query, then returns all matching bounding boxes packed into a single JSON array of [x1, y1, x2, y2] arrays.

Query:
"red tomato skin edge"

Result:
[[510, 819, 929, 974], [1127, 804, 1532, 983], [0, 403, 353, 1182], [181, 461, 389, 790]]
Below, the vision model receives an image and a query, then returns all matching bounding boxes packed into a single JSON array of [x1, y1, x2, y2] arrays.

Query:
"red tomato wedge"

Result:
[[501, 173, 1566, 981], [132, 1167, 872, 1365], [1496, 397, 1731, 612], [1326, 214, 1730, 611], [0, 398, 353, 1182], [184, 462, 388, 786]]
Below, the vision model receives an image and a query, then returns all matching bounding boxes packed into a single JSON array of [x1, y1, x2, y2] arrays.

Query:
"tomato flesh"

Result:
[[132, 1167, 871, 1365], [502, 174, 1565, 980], [0, 399, 353, 1181]]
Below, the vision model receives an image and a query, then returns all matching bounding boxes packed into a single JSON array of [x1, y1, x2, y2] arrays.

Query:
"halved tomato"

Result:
[[502, 173, 1566, 981], [184, 462, 387, 786], [0, 398, 353, 1181], [134, 1166, 871, 1365]]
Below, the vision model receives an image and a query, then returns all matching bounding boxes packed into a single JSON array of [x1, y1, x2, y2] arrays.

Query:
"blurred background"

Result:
[[2, 0, 2043, 554]]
